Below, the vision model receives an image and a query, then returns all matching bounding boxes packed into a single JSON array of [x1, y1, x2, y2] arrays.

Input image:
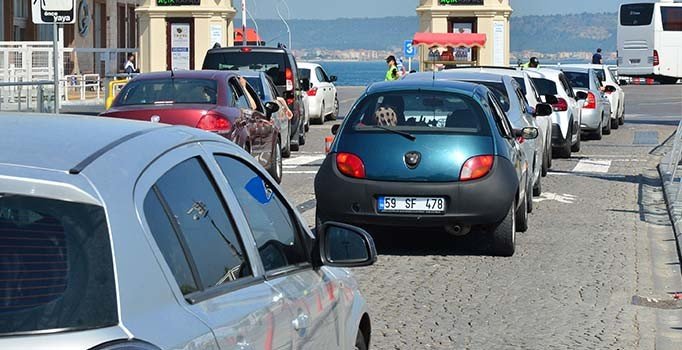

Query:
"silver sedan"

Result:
[[0, 113, 375, 350]]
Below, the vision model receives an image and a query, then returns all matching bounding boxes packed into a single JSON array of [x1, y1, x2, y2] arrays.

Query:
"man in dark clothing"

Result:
[[592, 48, 603, 65]]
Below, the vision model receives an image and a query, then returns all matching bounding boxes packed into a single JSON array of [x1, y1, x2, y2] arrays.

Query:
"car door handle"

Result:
[[292, 313, 310, 331]]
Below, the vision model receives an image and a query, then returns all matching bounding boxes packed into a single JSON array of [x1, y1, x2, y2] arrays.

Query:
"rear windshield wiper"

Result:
[[367, 125, 416, 141]]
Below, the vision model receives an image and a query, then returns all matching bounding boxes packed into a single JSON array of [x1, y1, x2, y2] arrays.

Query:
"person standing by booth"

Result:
[[385, 55, 399, 81]]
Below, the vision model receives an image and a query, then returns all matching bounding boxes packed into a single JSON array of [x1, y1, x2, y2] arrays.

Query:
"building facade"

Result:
[[416, 0, 513, 70]]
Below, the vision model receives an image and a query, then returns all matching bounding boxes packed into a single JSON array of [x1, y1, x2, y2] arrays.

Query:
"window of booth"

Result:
[[447, 18, 478, 65]]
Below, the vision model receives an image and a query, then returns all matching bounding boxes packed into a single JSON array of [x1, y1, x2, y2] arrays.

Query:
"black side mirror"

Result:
[[331, 124, 340, 135], [300, 79, 311, 91], [535, 103, 553, 117], [604, 85, 617, 93], [329, 75, 338, 83], [264, 101, 280, 118], [619, 79, 629, 86], [575, 91, 588, 101], [513, 127, 539, 140], [543, 94, 559, 105], [316, 222, 377, 268]]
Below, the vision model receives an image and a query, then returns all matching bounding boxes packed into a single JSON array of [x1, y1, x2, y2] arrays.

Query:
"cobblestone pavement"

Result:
[[283, 85, 682, 349]]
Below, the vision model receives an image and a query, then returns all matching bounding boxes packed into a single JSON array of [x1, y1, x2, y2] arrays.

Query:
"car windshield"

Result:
[[531, 78, 558, 95], [115, 78, 218, 106], [463, 81, 510, 112], [620, 3, 654, 26], [0, 194, 117, 336], [204, 52, 288, 86], [564, 71, 590, 89], [348, 90, 490, 136], [245, 77, 266, 101]]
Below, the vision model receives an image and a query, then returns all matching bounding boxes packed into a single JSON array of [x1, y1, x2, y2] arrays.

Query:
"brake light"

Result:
[[286, 68, 294, 91], [584, 92, 596, 109], [197, 113, 232, 132], [551, 97, 568, 112], [241, 47, 252, 53], [653, 50, 660, 66], [460, 155, 494, 182], [336, 153, 366, 179], [286, 97, 294, 105], [307, 87, 318, 97]]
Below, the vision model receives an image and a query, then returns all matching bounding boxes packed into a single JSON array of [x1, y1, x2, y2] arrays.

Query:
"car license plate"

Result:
[[378, 196, 446, 213]]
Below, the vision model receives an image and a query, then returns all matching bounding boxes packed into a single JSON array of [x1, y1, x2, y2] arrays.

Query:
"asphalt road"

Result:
[[283, 84, 682, 349]]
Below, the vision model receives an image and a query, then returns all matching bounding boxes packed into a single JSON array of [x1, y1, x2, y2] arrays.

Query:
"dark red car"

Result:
[[100, 70, 286, 182]]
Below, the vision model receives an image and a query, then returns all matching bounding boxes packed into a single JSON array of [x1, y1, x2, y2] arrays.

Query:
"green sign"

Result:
[[157, 0, 201, 5], [439, 0, 484, 5]]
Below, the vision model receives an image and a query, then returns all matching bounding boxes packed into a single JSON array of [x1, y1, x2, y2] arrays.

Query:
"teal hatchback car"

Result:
[[314, 80, 543, 256]]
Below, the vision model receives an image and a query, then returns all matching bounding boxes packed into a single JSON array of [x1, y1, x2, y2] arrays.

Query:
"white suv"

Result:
[[299, 62, 339, 124]]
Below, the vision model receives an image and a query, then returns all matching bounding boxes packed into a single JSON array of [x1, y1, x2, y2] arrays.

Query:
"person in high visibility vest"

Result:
[[385, 55, 399, 81], [522, 57, 540, 69]]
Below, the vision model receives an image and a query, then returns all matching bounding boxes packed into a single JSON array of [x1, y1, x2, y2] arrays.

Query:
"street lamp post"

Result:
[[276, 0, 291, 49], [241, 0, 247, 46]]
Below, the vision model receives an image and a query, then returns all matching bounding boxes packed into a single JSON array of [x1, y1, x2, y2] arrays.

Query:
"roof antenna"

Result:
[[170, 68, 175, 78]]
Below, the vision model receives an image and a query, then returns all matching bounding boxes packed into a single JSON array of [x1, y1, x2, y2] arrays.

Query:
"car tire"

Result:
[[571, 126, 581, 153], [541, 150, 549, 177], [515, 190, 529, 233], [491, 200, 516, 257], [268, 138, 283, 184], [555, 120, 573, 158], [313, 103, 325, 125], [619, 109, 625, 125], [354, 330, 368, 350], [329, 97, 340, 121], [533, 174, 542, 197], [611, 117, 619, 130], [547, 145, 553, 169], [305, 120, 310, 132], [592, 122, 603, 140], [299, 129, 306, 146], [603, 114, 612, 135], [290, 138, 300, 152], [282, 123, 292, 158]]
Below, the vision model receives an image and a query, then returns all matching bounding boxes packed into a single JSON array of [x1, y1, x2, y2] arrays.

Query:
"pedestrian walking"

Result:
[[592, 48, 603, 65], [385, 55, 399, 81], [123, 53, 139, 74]]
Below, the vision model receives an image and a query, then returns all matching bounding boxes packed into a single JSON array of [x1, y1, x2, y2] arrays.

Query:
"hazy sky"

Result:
[[238, 0, 639, 20]]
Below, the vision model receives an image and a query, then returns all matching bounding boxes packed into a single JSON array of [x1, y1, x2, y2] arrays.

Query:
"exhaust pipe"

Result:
[[446, 225, 471, 237]]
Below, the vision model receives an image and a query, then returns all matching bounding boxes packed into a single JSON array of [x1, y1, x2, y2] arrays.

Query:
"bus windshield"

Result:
[[620, 3, 655, 26]]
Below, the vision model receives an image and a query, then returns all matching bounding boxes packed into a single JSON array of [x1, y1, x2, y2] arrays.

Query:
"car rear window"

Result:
[[115, 78, 218, 106], [245, 77, 266, 101], [204, 52, 288, 86], [564, 72, 590, 89], [531, 78, 559, 96], [0, 195, 117, 336], [347, 90, 490, 136], [513, 77, 527, 95], [464, 81, 510, 112], [662, 7, 682, 31], [620, 3, 654, 26]]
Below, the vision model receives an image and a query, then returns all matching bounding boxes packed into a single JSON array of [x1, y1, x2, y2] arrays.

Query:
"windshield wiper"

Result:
[[368, 125, 416, 141]]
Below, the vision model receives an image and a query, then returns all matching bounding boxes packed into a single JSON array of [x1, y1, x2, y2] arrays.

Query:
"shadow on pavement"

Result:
[[626, 119, 681, 127], [366, 226, 493, 257]]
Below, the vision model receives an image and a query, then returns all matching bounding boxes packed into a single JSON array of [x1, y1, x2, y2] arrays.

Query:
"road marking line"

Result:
[[283, 155, 326, 166], [572, 159, 612, 173]]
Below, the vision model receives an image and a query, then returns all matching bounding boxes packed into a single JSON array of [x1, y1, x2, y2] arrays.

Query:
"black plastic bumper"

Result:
[[314, 155, 519, 229], [551, 123, 569, 149]]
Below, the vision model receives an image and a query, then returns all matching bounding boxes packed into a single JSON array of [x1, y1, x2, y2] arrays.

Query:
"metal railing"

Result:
[[662, 120, 682, 200], [0, 81, 55, 113]]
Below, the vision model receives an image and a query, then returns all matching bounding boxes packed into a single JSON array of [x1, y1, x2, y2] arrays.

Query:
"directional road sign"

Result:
[[403, 40, 416, 58], [32, 0, 76, 24]]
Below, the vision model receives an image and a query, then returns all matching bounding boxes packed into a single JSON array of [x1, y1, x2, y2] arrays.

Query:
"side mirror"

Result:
[[317, 222, 377, 268], [543, 94, 559, 105], [329, 75, 338, 83], [264, 101, 280, 118], [300, 79, 311, 91], [331, 124, 340, 135], [535, 103, 553, 117], [575, 91, 588, 101], [513, 127, 539, 140], [618, 79, 629, 86], [604, 85, 617, 93]]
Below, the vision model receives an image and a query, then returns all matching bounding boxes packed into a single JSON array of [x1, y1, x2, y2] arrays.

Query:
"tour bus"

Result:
[[617, 1, 682, 84]]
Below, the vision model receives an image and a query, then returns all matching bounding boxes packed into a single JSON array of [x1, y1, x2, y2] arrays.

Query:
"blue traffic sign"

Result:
[[403, 40, 416, 58]]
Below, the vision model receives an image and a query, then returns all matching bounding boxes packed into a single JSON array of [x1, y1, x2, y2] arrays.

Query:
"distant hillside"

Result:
[[254, 12, 618, 53]]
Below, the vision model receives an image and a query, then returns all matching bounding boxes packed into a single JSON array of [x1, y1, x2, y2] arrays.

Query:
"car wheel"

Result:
[[527, 176, 534, 213], [515, 189, 529, 233], [329, 97, 340, 121], [313, 103, 325, 125], [619, 109, 625, 125], [268, 138, 283, 184], [571, 125, 581, 153], [533, 173, 542, 197], [282, 123, 292, 158], [290, 138, 300, 152], [611, 116, 619, 130], [547, 144, 553, 169], [555, 120, 573, 158], [603, 114, 612, 135], [299, 128, 306, 146], [354, 330, 368, 350], [541, 150, 549, 177], [592, 122, 603, 140], [305, 119, 310, 132], [491, 200, 516, 257]]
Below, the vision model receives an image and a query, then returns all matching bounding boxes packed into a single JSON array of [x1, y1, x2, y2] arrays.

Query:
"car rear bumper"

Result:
[[580, 108, 601, 130], [551, 123, 569, 148], [314, 155, 519, 229]]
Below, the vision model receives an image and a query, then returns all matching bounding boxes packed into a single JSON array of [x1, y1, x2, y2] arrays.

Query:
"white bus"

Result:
[[617, 1, 682, 84]]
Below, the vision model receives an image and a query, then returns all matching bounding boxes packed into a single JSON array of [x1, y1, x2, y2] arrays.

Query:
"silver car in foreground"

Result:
[[0, 114, 375, 350]]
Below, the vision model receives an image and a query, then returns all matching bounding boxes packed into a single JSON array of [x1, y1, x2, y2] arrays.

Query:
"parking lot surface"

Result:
[[283, 85, 682, 349]]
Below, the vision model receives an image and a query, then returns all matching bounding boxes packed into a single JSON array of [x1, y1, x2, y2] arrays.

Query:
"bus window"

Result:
[[661, 7, 682, 31], [620, 3, 654, 26]]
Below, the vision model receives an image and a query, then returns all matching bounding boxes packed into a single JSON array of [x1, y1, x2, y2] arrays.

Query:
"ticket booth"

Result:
[[136, 0, 236, 72], [416, 0, 512, 71]]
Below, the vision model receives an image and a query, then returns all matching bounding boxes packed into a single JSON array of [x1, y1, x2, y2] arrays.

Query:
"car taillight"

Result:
[[197, 113, 232, 132], [552, 97, 568, 112], [460, 155, 494, 182], [286, 68, 294, 91], [307, 87, 318, 97], [336, 153, 365, 179], [653, 50, 660, 66], [241, 47, 252, 53], [286, 97, 294, 105], [584, 92, 596, 109]]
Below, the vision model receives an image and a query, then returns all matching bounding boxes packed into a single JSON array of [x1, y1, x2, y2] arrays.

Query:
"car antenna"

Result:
[[170, 68, 175, 79]]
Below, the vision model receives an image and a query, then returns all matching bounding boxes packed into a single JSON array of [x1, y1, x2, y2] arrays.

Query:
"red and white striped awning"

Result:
[[412, 32, 487, 48]]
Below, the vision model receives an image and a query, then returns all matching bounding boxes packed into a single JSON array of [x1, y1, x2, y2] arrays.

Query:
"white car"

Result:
[[561, 64, 626, 129], [526, 68, 583, 158], [451, 67, 554, 177], [299, 62, 339, 124]]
